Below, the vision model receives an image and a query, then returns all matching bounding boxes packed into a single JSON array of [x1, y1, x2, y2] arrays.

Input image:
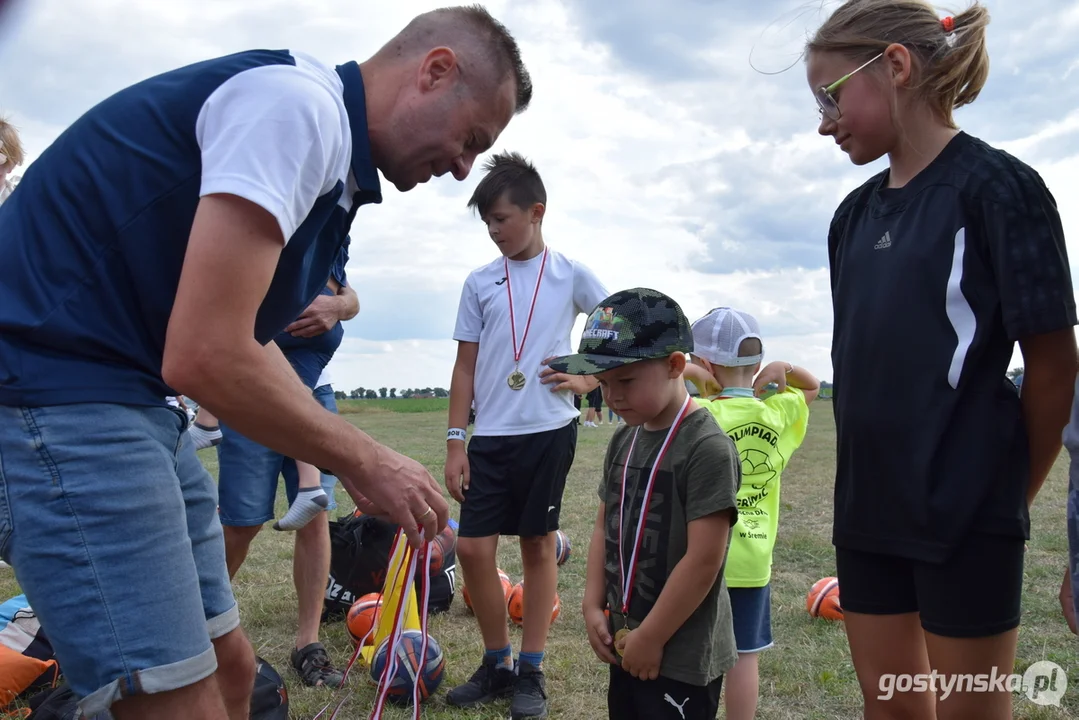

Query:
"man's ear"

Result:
[[418, 47, 459, 92]]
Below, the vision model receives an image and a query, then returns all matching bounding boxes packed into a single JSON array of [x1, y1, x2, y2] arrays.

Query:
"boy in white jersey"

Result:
[[444, 152, 608, 719], [682, 307, 819, 720]]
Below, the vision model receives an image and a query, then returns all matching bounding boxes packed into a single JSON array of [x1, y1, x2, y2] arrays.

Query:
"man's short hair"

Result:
[[467, 151, 545, 218], [382, 5, 532, 113]]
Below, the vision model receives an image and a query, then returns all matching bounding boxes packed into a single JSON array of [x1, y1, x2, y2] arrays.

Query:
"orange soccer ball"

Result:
[[507, 582, 560, 626], [806, 577, 843, 621], [346, 593, 383, 646]]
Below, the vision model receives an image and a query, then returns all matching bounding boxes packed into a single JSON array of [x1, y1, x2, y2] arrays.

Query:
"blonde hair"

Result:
[[0, 116, 25, 173], [807, 0, 991, 128]]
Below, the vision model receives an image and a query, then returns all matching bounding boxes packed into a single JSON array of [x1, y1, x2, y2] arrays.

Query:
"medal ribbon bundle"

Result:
[[315, 527, 434, 720]]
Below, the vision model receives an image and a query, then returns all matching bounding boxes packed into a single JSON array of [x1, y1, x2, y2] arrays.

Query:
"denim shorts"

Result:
[[0, 402, 239, 716], [216, 384, 339, 526], [728, 584, 774, 653]]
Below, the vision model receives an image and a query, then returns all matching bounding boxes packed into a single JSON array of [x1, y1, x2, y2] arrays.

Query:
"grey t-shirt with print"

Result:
[[598, 406, 741, 685]]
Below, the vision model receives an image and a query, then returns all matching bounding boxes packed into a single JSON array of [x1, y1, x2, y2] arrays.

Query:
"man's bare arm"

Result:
[[163, 193, 447, 545]]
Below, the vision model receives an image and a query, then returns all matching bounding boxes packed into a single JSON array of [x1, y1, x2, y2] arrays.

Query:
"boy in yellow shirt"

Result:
[[683, 308, 819, 720]]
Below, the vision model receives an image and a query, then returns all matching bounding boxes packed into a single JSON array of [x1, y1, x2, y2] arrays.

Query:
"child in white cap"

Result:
[[683, 307, 819, 720]]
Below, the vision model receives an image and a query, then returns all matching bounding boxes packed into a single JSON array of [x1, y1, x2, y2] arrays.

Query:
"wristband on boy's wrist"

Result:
[[447, 428, 467, 442]]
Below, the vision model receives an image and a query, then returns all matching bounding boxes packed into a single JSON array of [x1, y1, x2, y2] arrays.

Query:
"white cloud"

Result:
[[2, 0, 1076, 391]]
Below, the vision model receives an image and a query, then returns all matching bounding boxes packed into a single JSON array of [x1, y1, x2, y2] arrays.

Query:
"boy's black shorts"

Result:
[[587, 387, 603, 409], [608, 665, 724, 720], [459, 420, 577, 538], [835, 531, 1024, 638]]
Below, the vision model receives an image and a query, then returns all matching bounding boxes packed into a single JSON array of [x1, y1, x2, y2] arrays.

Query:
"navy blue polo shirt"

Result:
[[828, 131, 1076, 562], [0, 50, 381, 407]]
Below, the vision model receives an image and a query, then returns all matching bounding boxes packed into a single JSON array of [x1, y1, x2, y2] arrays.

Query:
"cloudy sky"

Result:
[[1, 0, 1076, 393]]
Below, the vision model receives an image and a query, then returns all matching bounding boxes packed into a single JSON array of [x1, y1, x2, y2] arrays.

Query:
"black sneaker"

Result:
[[511, 661, 548, 719], [290, 642, 344, 688], [445, 657, 516, 708]]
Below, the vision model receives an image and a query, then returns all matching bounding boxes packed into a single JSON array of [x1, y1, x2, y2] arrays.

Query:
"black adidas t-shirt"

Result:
[[828, 131, 1076, 563]]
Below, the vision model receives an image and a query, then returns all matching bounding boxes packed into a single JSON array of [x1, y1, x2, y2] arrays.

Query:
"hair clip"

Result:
[[941, 16, 955, 32]]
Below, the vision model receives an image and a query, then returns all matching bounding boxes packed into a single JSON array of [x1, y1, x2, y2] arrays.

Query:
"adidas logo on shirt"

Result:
[[874, 231, 892, 250]]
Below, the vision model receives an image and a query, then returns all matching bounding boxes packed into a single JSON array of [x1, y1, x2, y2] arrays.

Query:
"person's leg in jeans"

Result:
[[0, 403, 254, 720]]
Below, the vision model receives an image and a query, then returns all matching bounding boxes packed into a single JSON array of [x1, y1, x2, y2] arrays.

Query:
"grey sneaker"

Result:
[[290, 642, 344, 688], [511, 661, 548, 719], [445, 656, 516, 708]]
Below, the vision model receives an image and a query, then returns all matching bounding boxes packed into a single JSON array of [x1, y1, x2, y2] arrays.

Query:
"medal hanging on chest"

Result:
[[504, 248, 548, 391], [614, 393, 694, 656]]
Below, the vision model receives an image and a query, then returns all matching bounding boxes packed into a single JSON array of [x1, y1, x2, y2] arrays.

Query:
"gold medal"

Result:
[[504, 249, 548, 395], [614, 628, 630, 657]]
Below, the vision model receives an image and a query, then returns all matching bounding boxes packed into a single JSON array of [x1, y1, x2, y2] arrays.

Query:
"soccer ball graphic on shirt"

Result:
[[740, 448, 777, 491]]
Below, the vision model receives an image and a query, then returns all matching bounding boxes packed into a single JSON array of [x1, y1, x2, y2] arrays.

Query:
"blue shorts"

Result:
[[728, 584, 773, 653], [0, 403, 238, 716], [217, 384, 339, 526]]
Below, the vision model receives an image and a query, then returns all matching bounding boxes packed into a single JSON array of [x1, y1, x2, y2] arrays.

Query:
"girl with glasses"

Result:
[[806, 2, 1077, 718]]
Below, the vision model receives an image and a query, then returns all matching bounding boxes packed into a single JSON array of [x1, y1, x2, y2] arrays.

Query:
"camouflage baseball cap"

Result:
[[547, 288, 694, 375]]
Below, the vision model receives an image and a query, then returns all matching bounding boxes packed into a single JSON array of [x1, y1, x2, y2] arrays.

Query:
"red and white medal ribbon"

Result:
[[617, 393, 693, 616], [505, 247, 548, 369]]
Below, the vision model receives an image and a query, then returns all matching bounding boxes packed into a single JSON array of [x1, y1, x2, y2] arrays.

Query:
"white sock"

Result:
[[273, 488, 329, 531], [188, 423, 222, 450]]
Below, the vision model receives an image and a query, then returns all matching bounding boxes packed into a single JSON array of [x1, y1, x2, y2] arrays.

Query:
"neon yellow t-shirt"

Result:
[[698, 387, 809, 587]]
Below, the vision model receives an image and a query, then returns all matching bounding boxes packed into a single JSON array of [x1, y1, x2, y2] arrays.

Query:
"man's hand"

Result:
[[284, 293, 347, 338], [584, 607, 617, 665], [539, 357, 598, 395], [444, 442, 470, 503], [618, 626, 663, 680], [338, 444, 449, 549], [1062, 566, 1078, 635]]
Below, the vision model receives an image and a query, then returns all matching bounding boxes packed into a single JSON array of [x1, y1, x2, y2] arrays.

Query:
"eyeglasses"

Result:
[[815, 53, 883, 122]]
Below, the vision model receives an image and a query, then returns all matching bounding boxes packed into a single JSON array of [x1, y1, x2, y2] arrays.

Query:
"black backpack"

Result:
[[25, 657, 286, 720], [250, 656, 288, 720], [24, 681, 76, 720], [323, 513, 456, 621]]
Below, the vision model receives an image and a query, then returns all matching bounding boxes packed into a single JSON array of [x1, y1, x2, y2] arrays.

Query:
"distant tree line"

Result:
[[334, 386, 449, 400]]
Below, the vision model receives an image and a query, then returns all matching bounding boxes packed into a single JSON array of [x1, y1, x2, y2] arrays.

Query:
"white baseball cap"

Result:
[[690, 307, 764, 367]]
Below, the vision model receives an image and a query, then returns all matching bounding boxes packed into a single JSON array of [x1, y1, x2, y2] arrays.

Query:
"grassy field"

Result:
[[2, 399, 1077, 719], [337, 398, 450, 414]]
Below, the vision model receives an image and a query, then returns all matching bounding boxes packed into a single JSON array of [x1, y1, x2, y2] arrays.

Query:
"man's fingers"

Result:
[[428, 486, 450, 534], [285, 318, 318, 334], [418, 505, 438, 542], [401, 519, 423, 550]]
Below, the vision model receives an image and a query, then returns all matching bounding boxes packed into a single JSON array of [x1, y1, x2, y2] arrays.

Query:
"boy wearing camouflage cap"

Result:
[[547, 288, 741, 720]]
